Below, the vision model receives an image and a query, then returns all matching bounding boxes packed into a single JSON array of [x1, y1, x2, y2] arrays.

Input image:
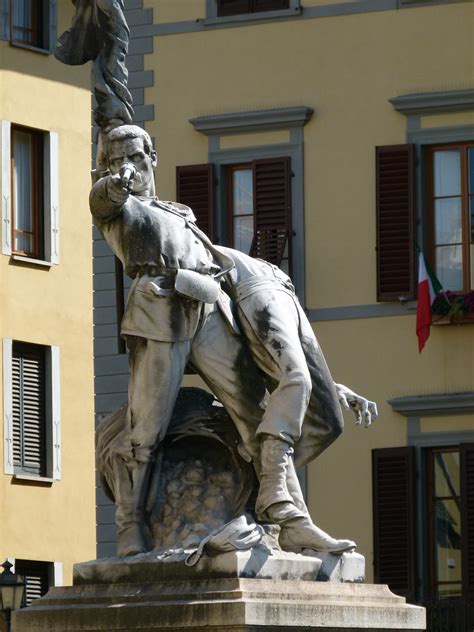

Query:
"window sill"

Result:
[[10, 255, 53, 268], [13, 473, 54, 484], [432, 312, 474, 326], [9, 41, 50, 55], [399, 0, 451, 5], [201, 6, 301, 26]]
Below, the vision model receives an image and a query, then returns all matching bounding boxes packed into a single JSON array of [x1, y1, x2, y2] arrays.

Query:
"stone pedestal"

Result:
[[14, 549, 425, 631]]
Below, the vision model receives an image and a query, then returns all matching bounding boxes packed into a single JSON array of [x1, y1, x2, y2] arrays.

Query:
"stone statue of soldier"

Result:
[[89, 124, 376, 557]]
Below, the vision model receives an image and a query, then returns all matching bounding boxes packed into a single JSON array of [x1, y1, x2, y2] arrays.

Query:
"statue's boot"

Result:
[[114, 458, 150, 557], [255, 436, 295, 515], [256, 436, 356, 554]]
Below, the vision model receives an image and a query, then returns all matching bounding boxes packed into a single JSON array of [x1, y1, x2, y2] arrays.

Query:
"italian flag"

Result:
[[416, 252, 443, 353]]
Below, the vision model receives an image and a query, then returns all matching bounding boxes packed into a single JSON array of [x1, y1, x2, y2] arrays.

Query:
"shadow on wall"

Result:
[[0, 40, 90, 91], [0, 1, 90, 92]]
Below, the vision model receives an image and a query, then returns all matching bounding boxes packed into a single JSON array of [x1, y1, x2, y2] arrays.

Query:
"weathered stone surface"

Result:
[[74, 547, 323, 584], [97, 390, 257, 555], [14, 553, 425, 631], [306, 550, 366, 583]]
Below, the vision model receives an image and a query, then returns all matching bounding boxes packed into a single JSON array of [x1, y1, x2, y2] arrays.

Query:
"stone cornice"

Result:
[[389, 392, 474, 417], [390, 89, 474, 116], [189, 106, 314, 135]]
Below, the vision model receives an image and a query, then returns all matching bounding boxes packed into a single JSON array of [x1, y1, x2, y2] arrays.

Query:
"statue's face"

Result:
[[108, 136, 157, 195]]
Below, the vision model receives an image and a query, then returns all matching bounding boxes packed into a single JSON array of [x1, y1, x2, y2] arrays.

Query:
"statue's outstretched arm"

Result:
[[90, 171, 129, 223]]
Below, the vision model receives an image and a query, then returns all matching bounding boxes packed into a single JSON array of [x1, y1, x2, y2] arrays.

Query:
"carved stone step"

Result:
[[14, 550, 425, 631]]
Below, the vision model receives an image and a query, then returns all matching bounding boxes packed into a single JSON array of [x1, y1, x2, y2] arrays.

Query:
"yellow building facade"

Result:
[[0, 1, 95, 605], [120, 0, 474, 626]]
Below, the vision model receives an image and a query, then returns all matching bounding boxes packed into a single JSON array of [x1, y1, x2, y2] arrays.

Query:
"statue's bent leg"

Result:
[[114, 336, 191, 557], [274, 315, 353, 552], [189, 303, 266, 462], [234, 293, 310, 513], [294, 326, 344, 469], [236, 294, 353, 553], [236, 290, 312, 445]]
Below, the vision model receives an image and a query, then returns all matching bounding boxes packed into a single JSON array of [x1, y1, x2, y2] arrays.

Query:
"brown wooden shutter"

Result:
[[217, 0, 288, 14], [376, 144, 416, 302], [12, 343, 46, 476], [461, 443, 474, 602], [373, 447, 417, 602], [250, 157, 291, 271], [217, 0, 252, 16], [176, 164, 214, 240], [254, 0, 290, 10]]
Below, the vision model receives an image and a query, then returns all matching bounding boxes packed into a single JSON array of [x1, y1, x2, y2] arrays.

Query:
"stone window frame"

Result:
[[3, 338, 61, 482], [1, 120, 60, 267], [390, 89, 474, 285], [189, 106, 313, 307], [7, 559, 63, 605], [0, 0, 57, 54], [204, 0, 301, 26], [389, 391, 474, 603]]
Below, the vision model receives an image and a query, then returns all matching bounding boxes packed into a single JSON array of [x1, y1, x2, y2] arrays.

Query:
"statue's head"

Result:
[[105, 125, 157, 196]]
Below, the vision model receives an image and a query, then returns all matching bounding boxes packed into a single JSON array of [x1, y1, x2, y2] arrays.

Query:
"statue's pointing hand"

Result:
[[335, 383, 378, 428], [120, 163, 138, 192], [107, 164, 137, 205], [107, 173, 130, 205]]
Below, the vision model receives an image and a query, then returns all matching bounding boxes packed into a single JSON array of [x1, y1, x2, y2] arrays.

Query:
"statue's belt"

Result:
[[136, 266, 215, 279], [231, 277, 295, 303], [135, 269, 223, 304]]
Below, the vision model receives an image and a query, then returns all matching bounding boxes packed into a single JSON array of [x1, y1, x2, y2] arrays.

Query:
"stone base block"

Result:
[[14, 549, 425, 631], [307, 551, 366, 583]]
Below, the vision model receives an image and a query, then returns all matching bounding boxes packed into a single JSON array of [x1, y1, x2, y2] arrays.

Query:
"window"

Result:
[[381, 90, 474, 303], [226, 164, 254, 254], [3, 339, 61, 480], [375, 141, 474, 300], [426, 447, 462, 600], [9, 0, 51, 51], [187, 106, 311, 302], [177, 157, 292, 274], [427, 143, 474, 292], [217, 0, 289, 17], [205, 0, 301, 23], [11, 126, 43, 259], [1, 121, 59, 264], [14, 560, 51, 606], [373, 444, 474, 632]]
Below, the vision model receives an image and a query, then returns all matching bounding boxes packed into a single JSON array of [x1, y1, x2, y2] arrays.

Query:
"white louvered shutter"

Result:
[[1, 120, 11, 256], [3, 338, 13, 474], [45, 131, 59, 264], [12, 344, 46, 476]]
